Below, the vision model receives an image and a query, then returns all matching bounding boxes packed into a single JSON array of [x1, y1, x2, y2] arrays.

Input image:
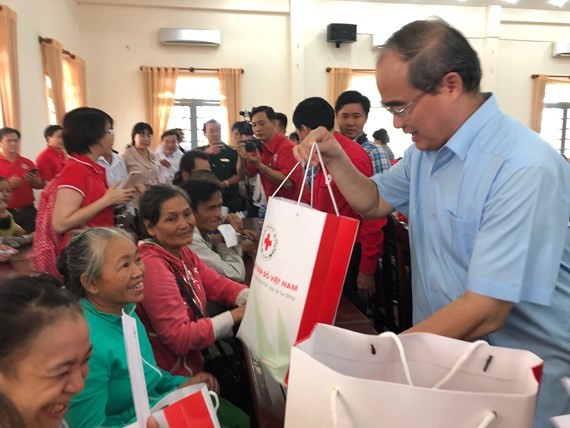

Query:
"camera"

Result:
[[245, 137, 261, 153]]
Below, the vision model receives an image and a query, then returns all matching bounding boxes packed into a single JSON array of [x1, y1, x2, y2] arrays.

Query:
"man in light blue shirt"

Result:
[[296, 19, 570, 427]]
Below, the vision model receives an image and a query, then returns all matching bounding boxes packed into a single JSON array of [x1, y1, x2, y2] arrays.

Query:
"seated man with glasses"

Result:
[[295, 18, 570, 427]]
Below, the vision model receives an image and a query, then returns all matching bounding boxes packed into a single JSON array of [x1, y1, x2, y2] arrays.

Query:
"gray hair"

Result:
[[64, 227, 135, 298], [380, 18, 481, 94]]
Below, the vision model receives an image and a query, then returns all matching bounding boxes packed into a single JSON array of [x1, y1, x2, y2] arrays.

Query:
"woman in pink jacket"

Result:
[[136, 184, 249, 377]]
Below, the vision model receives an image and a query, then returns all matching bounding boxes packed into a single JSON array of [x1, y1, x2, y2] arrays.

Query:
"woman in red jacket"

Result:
[[136, 184, 248, 377]]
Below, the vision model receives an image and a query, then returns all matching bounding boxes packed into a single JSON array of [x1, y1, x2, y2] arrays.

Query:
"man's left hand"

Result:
[[23, 172, 44, 189], [356, 271, 375, 300]]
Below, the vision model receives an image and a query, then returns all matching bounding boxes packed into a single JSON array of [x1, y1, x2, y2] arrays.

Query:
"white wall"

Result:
[[2, 0, 84, 159], [4, 0, 570, 157]]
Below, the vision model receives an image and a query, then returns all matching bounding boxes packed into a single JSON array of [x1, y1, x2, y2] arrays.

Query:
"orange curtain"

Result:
[[63, 54, 87, 110], [531, 74, 570, 133], [218, 68, 242, 136], [40, 38, 66, 124], [141, 66, 179, 150], [328, 67, 352, 107], [0, 6, 20, 129]]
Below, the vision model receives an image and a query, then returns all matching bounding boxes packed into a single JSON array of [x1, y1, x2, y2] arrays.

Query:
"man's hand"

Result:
[[293, 126, 344, 167], [23, 172, 44, 189], [0, 244, 16, 262], [356, 271, 376, 300], [204, 144, 222, 155], [225, 213, 243, 231], [240, 228, 259, 241], [230, 306, 245, 325], [245, 149, 262, 168]]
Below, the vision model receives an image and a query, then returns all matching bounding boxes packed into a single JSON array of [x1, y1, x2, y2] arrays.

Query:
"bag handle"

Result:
[[331, 387, 497, 428], [378, 332, 488, 389], [208, 390, 220, 411], [271, 142, 340, 216]]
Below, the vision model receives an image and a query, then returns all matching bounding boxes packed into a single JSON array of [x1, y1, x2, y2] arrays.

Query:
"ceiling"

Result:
[[344, 0, 569, 11]]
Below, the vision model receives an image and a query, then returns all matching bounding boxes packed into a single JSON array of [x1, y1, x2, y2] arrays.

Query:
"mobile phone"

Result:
[[122, 171, 142, 189], [28, 168, 38, 175]]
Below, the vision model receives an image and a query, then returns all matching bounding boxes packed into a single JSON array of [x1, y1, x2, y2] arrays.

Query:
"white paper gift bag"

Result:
[[237, 196, 359, 385], [285, 324, 543, 428]]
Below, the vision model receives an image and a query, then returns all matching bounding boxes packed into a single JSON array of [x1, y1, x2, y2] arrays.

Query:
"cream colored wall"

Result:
[[5, 0, 570, 158], [78, 2, 290, 148], [2, 0, 83, 159]]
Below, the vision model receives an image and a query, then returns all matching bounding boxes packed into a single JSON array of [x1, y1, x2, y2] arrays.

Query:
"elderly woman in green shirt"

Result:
[[61, 227, 224, 428]]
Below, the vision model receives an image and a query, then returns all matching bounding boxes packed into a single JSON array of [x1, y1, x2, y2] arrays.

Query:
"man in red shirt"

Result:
[[36, 124, 67, 181], [238, 106, 305, 202], [0, 128, 45, 232], [293, 97, 386, 313]]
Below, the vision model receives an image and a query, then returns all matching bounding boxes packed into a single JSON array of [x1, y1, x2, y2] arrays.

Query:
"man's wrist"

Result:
[[259, 164, 268, 174]]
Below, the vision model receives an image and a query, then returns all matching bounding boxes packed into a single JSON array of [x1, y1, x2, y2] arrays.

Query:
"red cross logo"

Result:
[[260, 224, 278, 260], [264, 233, 273, 251]]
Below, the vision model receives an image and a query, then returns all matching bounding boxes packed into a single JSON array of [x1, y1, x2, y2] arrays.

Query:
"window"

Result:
[[349, 73, 411, 159], [45, 75, 57, 125], [540, 84, 570, 158], [167, 74, 227, 151]]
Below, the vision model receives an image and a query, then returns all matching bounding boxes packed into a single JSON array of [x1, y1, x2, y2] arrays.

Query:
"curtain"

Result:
[[141, 66, 179, 150], [63, 54, 87, 111], [0, 6, 20, 129], [40, 38, 66, 124], [531, 74, 570, 133], [328, 67, 352, 107], [218, 68, 242, 135]]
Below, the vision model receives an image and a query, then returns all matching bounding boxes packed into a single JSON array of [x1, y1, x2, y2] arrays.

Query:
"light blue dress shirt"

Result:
[[373, 94, 570, 427]]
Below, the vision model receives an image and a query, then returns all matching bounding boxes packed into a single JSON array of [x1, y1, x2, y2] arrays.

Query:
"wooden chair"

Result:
[[374, 213, 413, 333]]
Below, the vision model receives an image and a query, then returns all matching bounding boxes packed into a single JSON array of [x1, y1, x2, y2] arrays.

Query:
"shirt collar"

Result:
[[80, 298, 136, 321], [443, 92, 495, 161]]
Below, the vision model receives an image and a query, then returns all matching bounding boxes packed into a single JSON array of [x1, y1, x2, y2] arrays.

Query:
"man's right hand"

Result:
[[294, 126, 343, 167], [204, 144, 222, 155], [230, 306, 245, 324]]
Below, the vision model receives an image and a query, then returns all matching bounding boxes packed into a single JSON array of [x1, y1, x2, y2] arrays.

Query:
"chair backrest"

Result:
[[376, 213, 412, 332]]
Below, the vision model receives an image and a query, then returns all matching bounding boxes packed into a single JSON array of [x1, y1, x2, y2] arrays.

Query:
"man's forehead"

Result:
[[252, 112, 268, 122], [376, 51, 413, 104]]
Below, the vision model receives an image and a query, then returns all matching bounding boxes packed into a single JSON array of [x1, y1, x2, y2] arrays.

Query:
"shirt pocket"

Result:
[[445, 209, 479, 265]]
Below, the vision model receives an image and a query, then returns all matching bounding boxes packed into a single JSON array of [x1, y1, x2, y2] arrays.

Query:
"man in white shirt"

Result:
[[155, 129, 183, 184]]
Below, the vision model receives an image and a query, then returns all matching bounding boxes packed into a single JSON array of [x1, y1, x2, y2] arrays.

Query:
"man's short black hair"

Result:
[[0, 128, 20, 141], [292, 97, 335, 131], [372, 128, 390, 144], [382, 19, 481, 94], [274, 112, 288, 130], [334, 90, 371, 116], [202, 119, 220, 133], [161, 129, 180, 141], [44, 125, 63, 140], [251, 106, 276, 121]]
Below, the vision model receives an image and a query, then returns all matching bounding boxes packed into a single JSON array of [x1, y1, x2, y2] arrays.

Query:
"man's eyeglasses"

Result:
[[105, 128, 116, 136], [382, 92, 426, 120]]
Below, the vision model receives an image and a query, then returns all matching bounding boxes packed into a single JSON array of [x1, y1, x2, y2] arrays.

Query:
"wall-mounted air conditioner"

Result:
[[159, 28, 221, 47], [552, 41, 570, 57]]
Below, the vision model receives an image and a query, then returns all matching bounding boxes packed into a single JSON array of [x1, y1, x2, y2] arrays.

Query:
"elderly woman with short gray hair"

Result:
[[62, 227, 217, 428]]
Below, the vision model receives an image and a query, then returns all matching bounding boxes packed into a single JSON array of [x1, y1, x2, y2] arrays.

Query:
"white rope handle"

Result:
[[271, 161, 301, 198], [295, 142, 340, 215], [475, 410, 497, 428], [208, 390, 220, 411], [378, 331, 414, 386], [330, 387, 340, 428], [431, 340, 487, 389]]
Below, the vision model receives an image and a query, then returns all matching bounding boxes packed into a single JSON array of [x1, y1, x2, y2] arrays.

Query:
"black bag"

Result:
[[165, 260, 251, 414]]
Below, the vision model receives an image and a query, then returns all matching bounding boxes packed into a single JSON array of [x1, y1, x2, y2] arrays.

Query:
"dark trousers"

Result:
[[9, 204, 37, 233], [343, 243, 370, 314]]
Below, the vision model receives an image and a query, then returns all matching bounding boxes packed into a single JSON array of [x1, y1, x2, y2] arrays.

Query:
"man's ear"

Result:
[[80, 272, 99, 295], [441, 71, 464, 98]]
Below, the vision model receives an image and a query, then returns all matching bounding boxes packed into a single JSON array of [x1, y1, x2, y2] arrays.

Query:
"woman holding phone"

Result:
[[33, 107, 135, 276]]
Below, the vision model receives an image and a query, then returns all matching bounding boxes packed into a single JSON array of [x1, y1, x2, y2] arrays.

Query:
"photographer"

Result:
[[237, 106, 306, 204]]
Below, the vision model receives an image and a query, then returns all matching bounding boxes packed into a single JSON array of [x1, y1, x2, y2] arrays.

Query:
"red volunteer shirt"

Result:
[[303, 132, 386, 274], [246, 133, 306, 201], [36, 145, 67, 181], [0, 153, 37, 208], [57, 155, 113, 227]]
